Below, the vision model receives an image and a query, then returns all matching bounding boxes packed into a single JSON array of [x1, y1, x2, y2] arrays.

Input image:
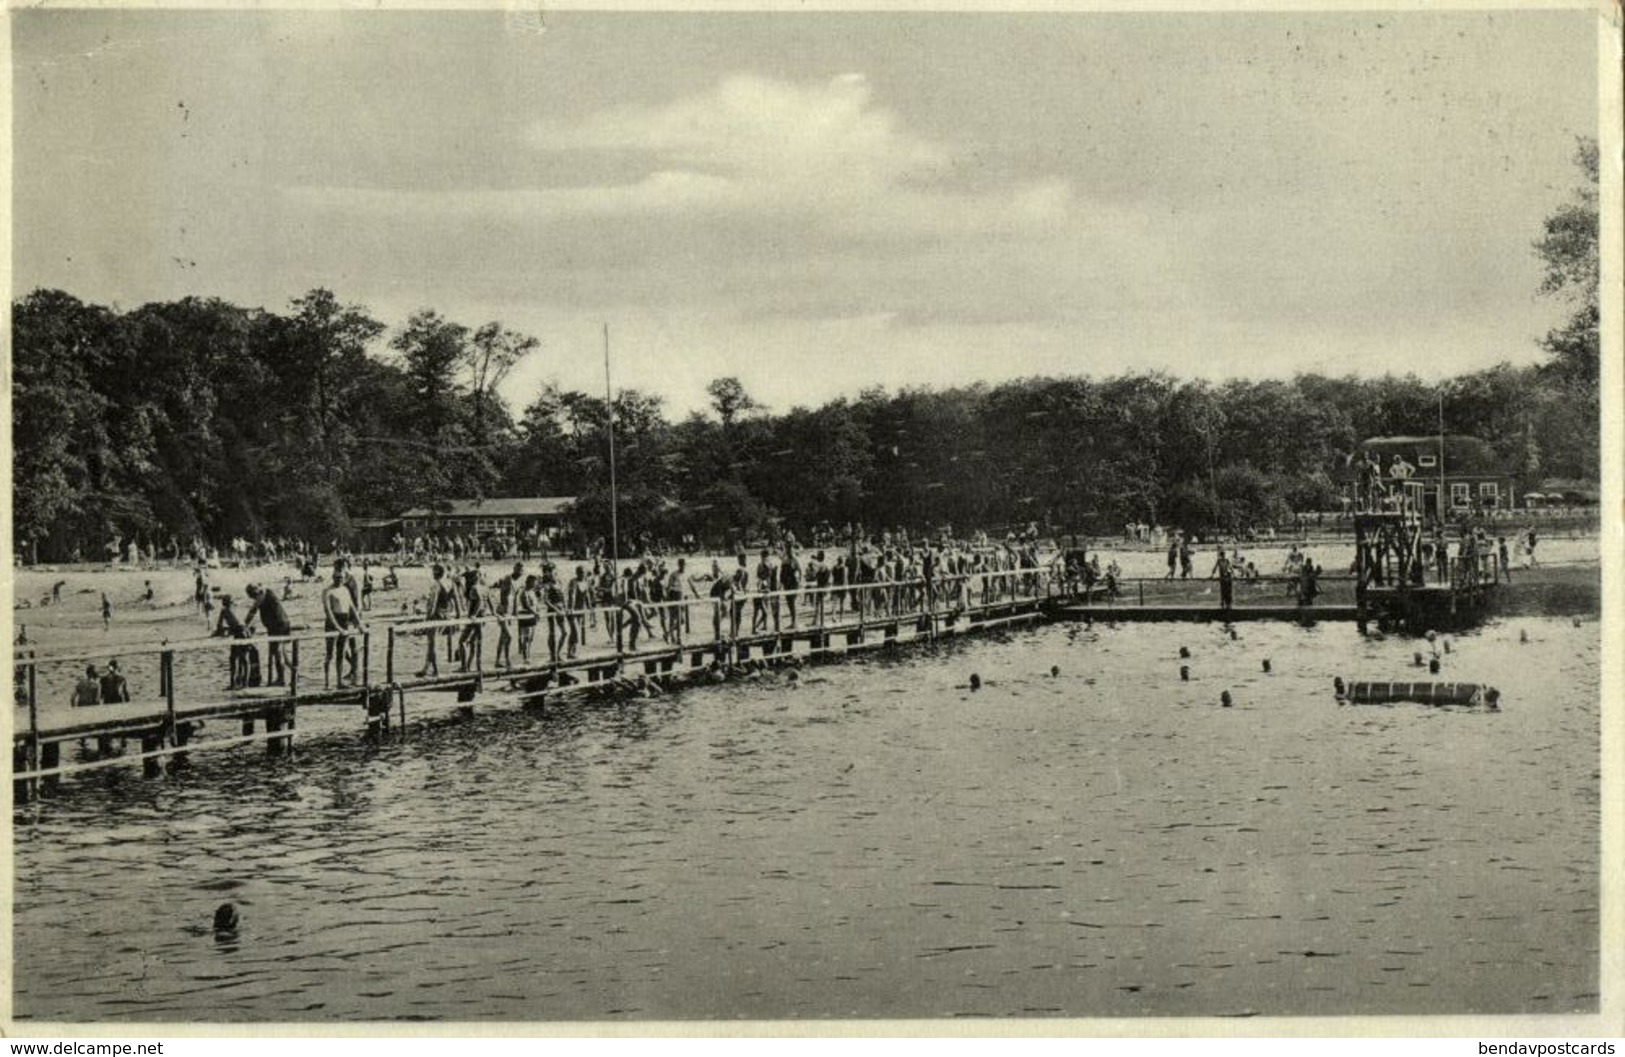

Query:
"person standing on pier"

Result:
[[455, 568, 490, 672], [752, 550, 775, 633], [1296, 557, 1321, 609], [781, 545, 801, 629], [323, 568, 364, 686], [214, 594, 253, 688], [100, 659, 130, 704], [542, 567, 568, 663], [493, 561, 524, 670], [72, 665, 102, 708], [515, 573, 540, 664], [1210, 548, 1236, 612], [807, 550, 828, 626], [244, 583, 291, 685], [565, 565, 590, 659], [731, 555, 751, 638], [664, 558, 687, 646], [416, 564, 460, 677]]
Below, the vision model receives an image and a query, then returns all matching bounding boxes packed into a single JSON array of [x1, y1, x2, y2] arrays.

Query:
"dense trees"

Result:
[[10, 288, 1599, 560], [10, 141, 1599, 559]]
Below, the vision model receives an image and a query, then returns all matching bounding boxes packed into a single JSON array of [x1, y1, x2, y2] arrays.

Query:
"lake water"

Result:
[[12, 613, 1600, 1022]]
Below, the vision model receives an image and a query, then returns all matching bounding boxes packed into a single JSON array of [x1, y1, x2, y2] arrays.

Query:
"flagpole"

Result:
[[604, 323, 620, 572], [1437, 389, 1446, 521]]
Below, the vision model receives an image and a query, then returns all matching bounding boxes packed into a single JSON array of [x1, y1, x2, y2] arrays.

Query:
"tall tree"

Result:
[[1534, 138, 1600, 389], [467, 322, 538, 448]]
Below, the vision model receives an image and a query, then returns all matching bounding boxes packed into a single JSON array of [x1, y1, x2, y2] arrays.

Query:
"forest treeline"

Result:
[[12, 143, 1597, 560]]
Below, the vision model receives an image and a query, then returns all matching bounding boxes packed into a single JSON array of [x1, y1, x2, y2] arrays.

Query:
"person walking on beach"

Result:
[[1210, 548, 1236, 613], [100, 592, 112, 630], [1497, 537, 1512, 582], [1179, 537, 1194, 580], [1166, 538, 1178, 580]]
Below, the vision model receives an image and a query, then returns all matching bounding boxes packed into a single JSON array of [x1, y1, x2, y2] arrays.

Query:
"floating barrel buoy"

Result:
[[214, 903, 239, 933], [1337, 680, 1494, 707]]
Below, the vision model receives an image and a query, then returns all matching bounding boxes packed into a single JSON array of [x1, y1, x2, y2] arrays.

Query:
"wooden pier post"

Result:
[[141, 733, 163, 778], [172, 720, 194, 770], [265, 708, 286, 757], [385, 626, 396, 685], [40, 741, 62, 793], [162, 650, 177, 739], [362, 629, 372, 693], [290, 638, 300, 697], [14, 743, 33, 805], [26, 661, 40, 801]]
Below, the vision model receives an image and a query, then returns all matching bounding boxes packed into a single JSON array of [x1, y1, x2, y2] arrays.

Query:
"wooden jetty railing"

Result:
[[12, 568, 1061, 800]]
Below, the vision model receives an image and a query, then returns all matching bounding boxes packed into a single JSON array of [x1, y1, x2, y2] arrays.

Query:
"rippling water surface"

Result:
[[13, 615, 1600, 1021]]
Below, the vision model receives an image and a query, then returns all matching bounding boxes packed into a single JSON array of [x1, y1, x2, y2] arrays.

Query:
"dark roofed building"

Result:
[[400, 497, 577, 543], [1357, 435, 1513, 517]]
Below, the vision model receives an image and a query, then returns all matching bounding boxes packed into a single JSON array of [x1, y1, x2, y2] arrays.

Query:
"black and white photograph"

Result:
[[6, 2, 1619, 1033]]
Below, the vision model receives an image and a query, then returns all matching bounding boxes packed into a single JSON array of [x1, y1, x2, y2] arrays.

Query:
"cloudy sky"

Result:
[[12, 8, 1600, 417]]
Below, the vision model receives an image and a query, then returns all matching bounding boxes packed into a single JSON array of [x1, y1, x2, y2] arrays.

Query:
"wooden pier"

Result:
[[1049, 602, 1359, 623], [12, 571, 1054, 801], [11, 550, 1500, 800]]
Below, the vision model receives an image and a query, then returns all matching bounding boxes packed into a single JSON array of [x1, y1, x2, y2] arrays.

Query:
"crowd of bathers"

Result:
[[397, 530, 1060, 672]]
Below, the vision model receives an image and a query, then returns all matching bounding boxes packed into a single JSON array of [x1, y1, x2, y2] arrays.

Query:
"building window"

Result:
[[1417, 454, 1437, 468], [1479, 482, 1499, 508], [1451, 482, 1470, 508]]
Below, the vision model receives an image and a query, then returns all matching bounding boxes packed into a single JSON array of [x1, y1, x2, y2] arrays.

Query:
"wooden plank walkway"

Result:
[[1050, 603, 1359, 623]]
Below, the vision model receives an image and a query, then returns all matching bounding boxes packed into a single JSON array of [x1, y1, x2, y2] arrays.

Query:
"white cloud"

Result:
[[289, 73, 1073, 242]]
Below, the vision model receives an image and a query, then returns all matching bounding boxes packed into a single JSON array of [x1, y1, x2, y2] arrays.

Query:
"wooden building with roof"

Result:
[[399, 496, 578, 544], [1356, 435, 1514, 517]]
